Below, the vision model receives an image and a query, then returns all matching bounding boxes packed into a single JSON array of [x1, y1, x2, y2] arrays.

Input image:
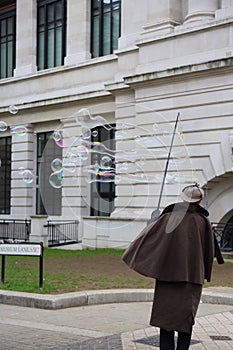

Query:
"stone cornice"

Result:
[[123, 57, 233, 86]]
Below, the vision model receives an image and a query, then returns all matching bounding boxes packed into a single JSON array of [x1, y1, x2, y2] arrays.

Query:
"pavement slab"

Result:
[[0, 300, 232, 349], [0, 287, 233, 349]]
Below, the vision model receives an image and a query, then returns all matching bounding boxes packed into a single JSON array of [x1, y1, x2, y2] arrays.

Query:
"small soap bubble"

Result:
[[100, 155, 112, 169], [53, 130, 64, 147], [51, 158, 63, 172], [10, 125, 27, 136], [18, 167, 25, 175], [77, 145, 89, 161], [53, 129, 71, 148], [8, 105, 18, 115], [0, 121, 8, 132], [49, 170, 63, 189], [82, 126, 91, 139], [22, 170, 34, 184], [92, 130, 98, 137]]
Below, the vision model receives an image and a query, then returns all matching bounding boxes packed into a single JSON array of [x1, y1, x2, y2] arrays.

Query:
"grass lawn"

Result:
[[0, 248, 232, 294]]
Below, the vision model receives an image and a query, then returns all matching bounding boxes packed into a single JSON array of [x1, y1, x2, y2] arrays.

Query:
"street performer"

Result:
[[122, 183, 224, 350]]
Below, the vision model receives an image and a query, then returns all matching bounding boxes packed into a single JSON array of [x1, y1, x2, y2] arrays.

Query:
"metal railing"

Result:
[[45, 220, 80, 247], [0, 219, 31, 242], [212, 222, 233, 252]]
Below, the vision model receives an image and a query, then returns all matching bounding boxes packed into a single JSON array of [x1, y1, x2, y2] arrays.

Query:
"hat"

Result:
[[181, 184, 204, 203]]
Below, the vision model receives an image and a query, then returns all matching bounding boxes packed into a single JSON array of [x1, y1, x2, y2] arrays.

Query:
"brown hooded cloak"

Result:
[[122, 202, 217, 333]]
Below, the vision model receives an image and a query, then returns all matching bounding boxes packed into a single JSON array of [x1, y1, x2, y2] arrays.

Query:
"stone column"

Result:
[[65, 0, 91, 66], [185, 0, 219, 23], [14, 0, 37, 77], [215, 0, 233, 20], [59, 115, 86, 219], [11, 124, 36, 218], [142, 0, 182, 37], [30, 215, 48, 247], [118, 0, 147, 49]]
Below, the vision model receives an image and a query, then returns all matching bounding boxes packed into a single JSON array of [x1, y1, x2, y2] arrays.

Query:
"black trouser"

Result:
[[160, 328, 192, 350]]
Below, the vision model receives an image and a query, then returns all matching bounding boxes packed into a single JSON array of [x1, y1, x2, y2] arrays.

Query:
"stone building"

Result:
[[0, 0, 233, 249]]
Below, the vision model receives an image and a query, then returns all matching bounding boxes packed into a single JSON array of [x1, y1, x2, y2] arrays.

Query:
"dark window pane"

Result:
[[36, 132, 62, 216], [90, 124, 115, 217], [0, 137, 11, 214], [91, 0, 121, 58], [0, 6, 16, 79], [37, 0, 66, 70], [103, 10, 111, 55]]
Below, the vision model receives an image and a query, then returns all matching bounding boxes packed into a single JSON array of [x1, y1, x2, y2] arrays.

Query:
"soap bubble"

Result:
[[49, 170, 63, 189], [8, 105, 18, 114], [75, 108, 113, 131], [62, 154, 77, 173], [0, 121, 8, 132], [100, 155, 113, 169], [35, 105, 194, 233], [92, 130, 98, 137], [81, 126, 91, 139], [18, 167, 25, 175], [52, 129, 72, 148], [76, 145, 89, 161], [22, 170, 34, 184], [51, 158, 63, 172], [10, 125, 28, 136]]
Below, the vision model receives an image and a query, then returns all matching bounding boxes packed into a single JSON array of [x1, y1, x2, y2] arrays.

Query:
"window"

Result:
[[0, 2, 16, 79], [90, 125, 115, 216], [37, 0, 66, 70], [0, 137, 11, 214], [91, 0, 121, 58], [36, 132, 62, 215]]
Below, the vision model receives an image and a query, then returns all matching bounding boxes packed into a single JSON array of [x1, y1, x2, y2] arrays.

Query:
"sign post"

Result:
[[0, 242, 44, 289]]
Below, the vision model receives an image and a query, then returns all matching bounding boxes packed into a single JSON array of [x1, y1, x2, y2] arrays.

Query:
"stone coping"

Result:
[[0, 287, 232, 310]]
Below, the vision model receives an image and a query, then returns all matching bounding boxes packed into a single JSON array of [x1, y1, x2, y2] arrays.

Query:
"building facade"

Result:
[[0, 0, 233, 248]]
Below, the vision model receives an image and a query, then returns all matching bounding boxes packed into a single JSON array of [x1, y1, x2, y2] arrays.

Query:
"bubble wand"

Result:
[[147, 112, 180, 224]]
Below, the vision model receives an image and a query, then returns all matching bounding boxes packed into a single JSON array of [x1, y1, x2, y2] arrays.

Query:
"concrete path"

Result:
[[0, 287, 232, 349]]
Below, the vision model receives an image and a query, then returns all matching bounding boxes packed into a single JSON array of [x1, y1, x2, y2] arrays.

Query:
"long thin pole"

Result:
[[156, 112, 180, 211]]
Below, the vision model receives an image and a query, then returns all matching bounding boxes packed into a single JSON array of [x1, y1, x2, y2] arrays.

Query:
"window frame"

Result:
[[37, 0, 67, 70], [0, 2, 16, 79], [90, 124, 116, 217], [0, 136, 11, 214], [36, 131, 62, 216], [91, 0, 121, 58]]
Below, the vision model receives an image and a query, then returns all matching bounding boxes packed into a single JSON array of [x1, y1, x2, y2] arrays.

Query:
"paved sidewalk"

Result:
[[0, 287, 232, 349]]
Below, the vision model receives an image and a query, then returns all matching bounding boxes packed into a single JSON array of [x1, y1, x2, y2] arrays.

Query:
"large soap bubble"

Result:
[[36, 105, 196, 235]]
